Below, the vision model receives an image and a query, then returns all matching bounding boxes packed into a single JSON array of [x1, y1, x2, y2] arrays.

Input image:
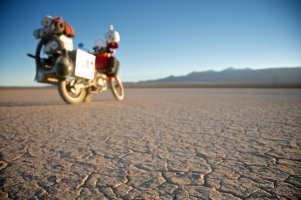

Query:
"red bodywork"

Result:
[[95, 53, 109, 70], [93, 47, 123, 89]]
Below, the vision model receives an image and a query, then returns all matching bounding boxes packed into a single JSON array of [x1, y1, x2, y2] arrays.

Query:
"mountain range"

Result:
[[139, 67, 301, 83], [124, 67, 301, 88]]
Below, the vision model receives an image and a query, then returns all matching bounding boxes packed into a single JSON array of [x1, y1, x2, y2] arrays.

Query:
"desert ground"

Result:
[[0, 88, 300, 199]]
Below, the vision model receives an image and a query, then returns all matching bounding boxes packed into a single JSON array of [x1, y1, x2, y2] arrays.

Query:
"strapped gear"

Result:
[[41, 15, 53, 27], [105, 25, 120, 44]]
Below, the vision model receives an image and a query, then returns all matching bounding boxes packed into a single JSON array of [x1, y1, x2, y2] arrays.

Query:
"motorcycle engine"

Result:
[[97, 73, 107, 91]]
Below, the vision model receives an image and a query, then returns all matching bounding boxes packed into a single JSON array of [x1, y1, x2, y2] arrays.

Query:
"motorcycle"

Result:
[[28, 17, 124, 104]]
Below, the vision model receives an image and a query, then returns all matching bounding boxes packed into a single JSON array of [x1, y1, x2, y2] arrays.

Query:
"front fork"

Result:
[[109, 76, 124, 89]]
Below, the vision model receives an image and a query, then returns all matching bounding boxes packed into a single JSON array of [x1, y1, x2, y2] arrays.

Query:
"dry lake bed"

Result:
[[0, 88, 300, 199]]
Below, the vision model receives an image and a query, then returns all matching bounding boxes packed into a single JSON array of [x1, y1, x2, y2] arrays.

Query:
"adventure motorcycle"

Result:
[[28, 16, 124, 104]]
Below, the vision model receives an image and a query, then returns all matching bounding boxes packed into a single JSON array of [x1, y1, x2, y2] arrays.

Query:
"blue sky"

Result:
[[0, 0, 300, 86]]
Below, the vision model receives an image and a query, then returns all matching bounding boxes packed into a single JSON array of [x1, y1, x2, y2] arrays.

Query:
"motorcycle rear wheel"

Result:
[[110, 77, 124, 101], [57, 79, 86, 104], [36, 38, 51, 70]]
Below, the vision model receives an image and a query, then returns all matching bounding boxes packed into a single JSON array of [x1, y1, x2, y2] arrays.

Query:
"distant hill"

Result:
[[139, 67, 301, 84], [123, 67, 301, 88]]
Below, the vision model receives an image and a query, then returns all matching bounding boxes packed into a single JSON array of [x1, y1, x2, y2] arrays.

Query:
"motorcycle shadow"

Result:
[[0, 99, 117, 107], [0, 101, 66, 107]]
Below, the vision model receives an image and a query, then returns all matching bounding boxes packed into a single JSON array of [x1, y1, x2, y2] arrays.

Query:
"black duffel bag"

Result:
[[106, 56, 120, 76]]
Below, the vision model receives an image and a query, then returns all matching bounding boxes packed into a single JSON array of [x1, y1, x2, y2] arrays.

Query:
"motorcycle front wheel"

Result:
[[57, 78, 86, 104], [110, 77, 124, 101]]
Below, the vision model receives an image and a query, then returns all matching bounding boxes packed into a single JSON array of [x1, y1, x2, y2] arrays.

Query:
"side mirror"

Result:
[[78, 43, 84, 48]]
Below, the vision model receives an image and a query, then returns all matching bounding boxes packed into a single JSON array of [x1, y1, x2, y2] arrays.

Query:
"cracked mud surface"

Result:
[[0, 88, 300, 199]]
